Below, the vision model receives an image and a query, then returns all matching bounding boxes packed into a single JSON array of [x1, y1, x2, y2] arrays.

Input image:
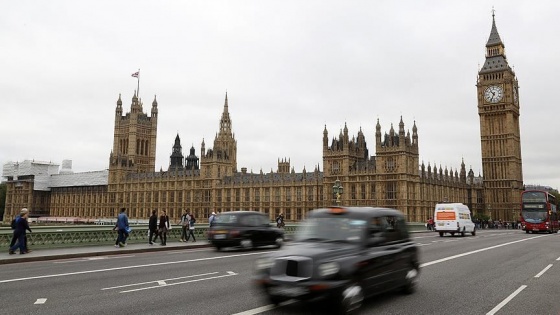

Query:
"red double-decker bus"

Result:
[[520, 190, 559, 234]]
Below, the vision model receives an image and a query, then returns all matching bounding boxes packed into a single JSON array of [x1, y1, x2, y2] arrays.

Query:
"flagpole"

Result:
[[137, 68, 140, 98]]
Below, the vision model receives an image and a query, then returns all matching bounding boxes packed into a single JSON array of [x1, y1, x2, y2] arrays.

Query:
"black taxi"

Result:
[[208, 211, 284, 251], [253, 207, 419, 313]]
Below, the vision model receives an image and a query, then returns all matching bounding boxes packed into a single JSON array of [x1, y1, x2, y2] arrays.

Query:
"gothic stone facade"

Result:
[[3, 15, 521, 223]]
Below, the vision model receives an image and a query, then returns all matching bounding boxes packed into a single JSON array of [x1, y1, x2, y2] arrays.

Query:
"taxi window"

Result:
[[240, 214, 261, 227], [371, 215, 408, 243]]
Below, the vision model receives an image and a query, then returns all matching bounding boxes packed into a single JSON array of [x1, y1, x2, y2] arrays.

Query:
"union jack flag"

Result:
[[131, 71, 139, 78]]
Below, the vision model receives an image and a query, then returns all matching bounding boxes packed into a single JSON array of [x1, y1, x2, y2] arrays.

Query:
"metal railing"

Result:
[[1, 223, 425, 249]]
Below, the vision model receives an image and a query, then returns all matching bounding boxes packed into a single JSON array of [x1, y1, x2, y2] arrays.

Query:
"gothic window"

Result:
[[332, 161, 340, 174], [385, 157, 396, 172], [255, 189, 260, 202], [307, 187, 313, 202], [286, 188, 291, 202], [297, 187, 302, 201], [386, 182, 397, 200], [244, 188, 250, 202], [275, 188, 281, 202], [361, 184, 366, 200], [236, 189, 240, 202]]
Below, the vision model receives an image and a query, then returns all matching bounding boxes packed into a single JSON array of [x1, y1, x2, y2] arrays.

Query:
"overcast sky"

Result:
[[1, 1, 559, 190]]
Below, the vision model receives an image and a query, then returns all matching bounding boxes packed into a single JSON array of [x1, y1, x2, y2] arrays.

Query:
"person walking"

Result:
[[186, 213, 196, 242], [114, 208, 130, 247], [9, 208, 32, 255], [276, 213, 285, 228], [209, 211, 216, 227], [148, 209, 158, 245], [9, 212, 31, 253], [179, 210, 190, 242], [159, 210, 170, 246]]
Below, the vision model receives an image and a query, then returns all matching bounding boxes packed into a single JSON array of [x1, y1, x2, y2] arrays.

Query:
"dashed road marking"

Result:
[[34, 298, 47, 304], [486, 285, 527, 315], [534, 264, 553, 278]]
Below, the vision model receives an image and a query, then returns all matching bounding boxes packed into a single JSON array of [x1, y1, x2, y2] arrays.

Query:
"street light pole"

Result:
[[332, 179, 343, 206]]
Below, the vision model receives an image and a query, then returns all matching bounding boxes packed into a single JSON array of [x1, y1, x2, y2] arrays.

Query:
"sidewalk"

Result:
[[0, 240, 212, 265]]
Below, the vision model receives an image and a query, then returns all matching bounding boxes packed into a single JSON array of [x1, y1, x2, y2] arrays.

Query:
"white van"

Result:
[[434, 203, 476, 237]]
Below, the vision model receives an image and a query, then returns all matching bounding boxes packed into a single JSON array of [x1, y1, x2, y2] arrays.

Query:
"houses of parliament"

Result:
[[2, 14, 524, 223]]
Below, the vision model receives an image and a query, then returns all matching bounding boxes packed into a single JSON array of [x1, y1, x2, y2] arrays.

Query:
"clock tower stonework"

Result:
[[476, 13, 523, 221]]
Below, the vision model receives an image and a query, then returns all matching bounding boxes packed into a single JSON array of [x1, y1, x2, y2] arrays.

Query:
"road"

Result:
[[0, 230, 559, 315]]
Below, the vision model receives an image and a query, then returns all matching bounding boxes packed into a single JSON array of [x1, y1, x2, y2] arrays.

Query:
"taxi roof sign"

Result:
[[329, 207, 347, 214]]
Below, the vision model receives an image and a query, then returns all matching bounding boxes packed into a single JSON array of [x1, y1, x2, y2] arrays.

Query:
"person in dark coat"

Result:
[[9, 208, 32, 255], [158, 210, 170, 246], [149, 209, 158, 245]]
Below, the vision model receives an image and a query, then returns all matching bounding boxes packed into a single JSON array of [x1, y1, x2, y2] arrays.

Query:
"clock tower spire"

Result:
[[476, 11, 523, 221]]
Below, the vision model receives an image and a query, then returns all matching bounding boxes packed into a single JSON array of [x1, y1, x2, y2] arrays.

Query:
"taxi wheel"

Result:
[[214, 246, 222, 252], [267, 294, 287, 306], [402, 263, 419, 294], [274, 236, 284, 249], [240, 238, 253, 249], [338, 281, 364, 313]]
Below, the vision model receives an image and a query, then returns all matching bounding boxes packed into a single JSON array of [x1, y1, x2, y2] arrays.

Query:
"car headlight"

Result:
[[255, 257, 274, 270], [318, 262, 340, 277]]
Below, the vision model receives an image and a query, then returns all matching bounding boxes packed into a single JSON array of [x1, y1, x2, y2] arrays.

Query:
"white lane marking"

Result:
[[0, 252, 263, 284], [227, 271, 237, 275], [34, 298, 47, 304], [556, 256, 560, 261], [53, 255, 136, 264], [101, 272, 218, 290], [120, 272, 237, 293], [534, 264, 553, 278], [420, 235, 548, 268], [157, 281, 166, 285], [232, 300, 296, 315], [486, 285, 527, 315]]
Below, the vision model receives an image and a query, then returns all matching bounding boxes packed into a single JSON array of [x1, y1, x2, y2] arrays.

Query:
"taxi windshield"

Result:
[[294, 217, 367, 243]]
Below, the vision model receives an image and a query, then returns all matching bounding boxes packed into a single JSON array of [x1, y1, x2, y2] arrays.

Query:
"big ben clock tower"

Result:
[[476, 12, 524, 221]]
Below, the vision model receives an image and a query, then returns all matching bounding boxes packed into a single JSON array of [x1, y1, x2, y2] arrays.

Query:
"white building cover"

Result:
[[2, 160, 108, 190]]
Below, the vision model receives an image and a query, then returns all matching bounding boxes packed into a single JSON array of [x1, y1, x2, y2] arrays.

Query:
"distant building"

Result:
[[2, 14, 526, 222]]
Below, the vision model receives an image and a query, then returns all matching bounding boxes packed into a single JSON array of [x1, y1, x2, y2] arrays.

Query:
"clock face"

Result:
[[484, 85, 503, 103]]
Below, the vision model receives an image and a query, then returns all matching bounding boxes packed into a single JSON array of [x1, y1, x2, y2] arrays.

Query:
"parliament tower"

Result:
[[476, 13, 523, 221], [109, 92, 158, 181]]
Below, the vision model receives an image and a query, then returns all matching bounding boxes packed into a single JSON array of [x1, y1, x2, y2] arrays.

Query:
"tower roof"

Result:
[[479, 11, 511, 74], [486, 12, 503, 47]]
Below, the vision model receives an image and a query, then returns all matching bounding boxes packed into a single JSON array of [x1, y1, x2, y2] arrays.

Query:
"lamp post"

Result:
[[332, 179, 343, 206]]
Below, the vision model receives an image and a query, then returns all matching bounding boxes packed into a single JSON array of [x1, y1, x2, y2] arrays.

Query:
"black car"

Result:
[[208, 211, 285, 251], [253, 207, 420, 313]]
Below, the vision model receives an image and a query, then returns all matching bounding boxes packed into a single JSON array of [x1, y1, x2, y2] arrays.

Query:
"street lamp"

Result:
[[332, 179, 343, 205]]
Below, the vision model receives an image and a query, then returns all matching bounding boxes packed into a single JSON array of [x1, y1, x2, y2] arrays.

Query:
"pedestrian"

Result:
[[179, 210, 190, 242], [209, 211, 216, 227], [9, 213, 31, 253], [148, 209, 158, 245], [276, 213, 285, 228], [159, 210, 170, 246], [114, 208, 130, 248], [427, 217, 434, 231], [9, 208, 32, 255], [186, 213, 196, 242]]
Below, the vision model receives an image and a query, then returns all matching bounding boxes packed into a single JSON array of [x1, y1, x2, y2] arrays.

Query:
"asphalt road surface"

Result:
[[1, 230, 559, 315]]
